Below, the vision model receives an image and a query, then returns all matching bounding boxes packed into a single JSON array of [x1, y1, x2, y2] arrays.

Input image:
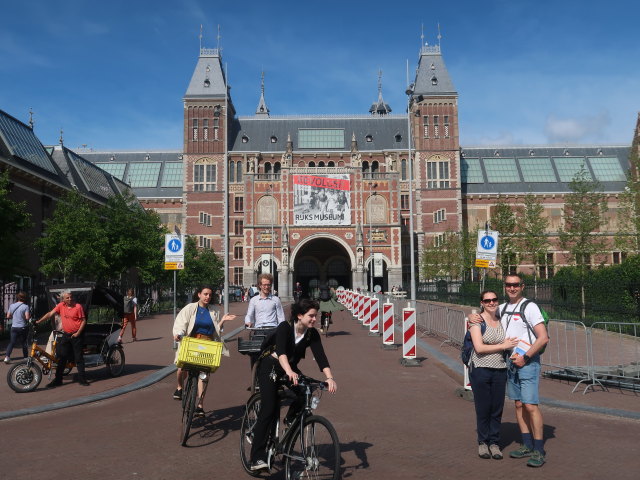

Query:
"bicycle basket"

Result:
[[176, 337, 223, 372]]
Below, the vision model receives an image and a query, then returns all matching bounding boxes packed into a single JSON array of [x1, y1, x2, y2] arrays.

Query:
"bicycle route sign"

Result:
[[165, 234, 185, 270], [475, 230, 499, 268]]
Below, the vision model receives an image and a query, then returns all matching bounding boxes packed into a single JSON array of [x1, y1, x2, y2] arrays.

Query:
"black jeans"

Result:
[[469, 366, 507, 445], [6, 327, 29, 358], [55, 333, 86, 382]]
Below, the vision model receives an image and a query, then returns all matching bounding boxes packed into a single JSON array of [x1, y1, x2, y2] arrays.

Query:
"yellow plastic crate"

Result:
[[176, 337, 223, 372]]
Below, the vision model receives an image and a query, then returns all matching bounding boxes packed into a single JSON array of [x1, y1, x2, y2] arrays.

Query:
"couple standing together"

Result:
[[468, 273, 549, 468]]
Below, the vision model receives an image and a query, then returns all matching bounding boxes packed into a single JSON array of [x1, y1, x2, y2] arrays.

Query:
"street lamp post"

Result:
[[406, 60, 417, 304], [368, 182, 378, 293], [268, 184, 274, 279]]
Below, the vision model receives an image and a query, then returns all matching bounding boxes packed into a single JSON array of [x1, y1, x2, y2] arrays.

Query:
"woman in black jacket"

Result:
[[249, 299, 337, 472]]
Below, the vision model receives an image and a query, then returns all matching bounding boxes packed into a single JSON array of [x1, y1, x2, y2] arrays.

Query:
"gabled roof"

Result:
[[229, 115, 408, 153], [184, 48, 227, 99], [413, 45, 457, 97]]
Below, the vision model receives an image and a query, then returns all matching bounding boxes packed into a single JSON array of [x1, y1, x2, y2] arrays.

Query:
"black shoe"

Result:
[[173, 388, 182, 400], [78, 379, 90, 386], [46, 379, 63, 388], [194, 407, 205, 417]]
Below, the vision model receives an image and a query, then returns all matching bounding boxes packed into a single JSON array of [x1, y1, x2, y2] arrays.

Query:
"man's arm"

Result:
[[245, 298, 255, 327], [275, 297, 285, 324], [72, 318, 86, 338], [37, 306, 58, 325]]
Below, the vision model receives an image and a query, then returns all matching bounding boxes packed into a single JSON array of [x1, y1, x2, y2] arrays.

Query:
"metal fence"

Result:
[[371, 292, 640, 394]]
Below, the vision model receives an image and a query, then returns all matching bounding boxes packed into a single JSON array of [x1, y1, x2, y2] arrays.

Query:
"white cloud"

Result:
[[544, 111, 611, 143]]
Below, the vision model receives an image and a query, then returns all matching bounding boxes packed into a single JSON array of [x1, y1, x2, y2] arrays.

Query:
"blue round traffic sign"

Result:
[[168, 238, 182, 252], [479, 235, 495, 250]]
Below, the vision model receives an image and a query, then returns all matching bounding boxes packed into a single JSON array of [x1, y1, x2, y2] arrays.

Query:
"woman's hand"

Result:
[[286, 369, 299, 386], [468, 313, 483, 324], [501, 337, 519, 350], [325, 378, 337, 393]]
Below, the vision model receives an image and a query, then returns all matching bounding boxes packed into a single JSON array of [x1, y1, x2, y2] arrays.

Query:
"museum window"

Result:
[[234, 196, 244, 212], [612, 251, 627, 265], [433, 115, 439, 139], [401, 159, 407, 180], [193, 162, 216, 191], [433, 208, 446, 224], [427, 160, 450, 189], [422, 115, 429, 138], [236, 160, 243, 182], [264, 162, 272, 174], [234, 242, 243, 260], [192, 119, 198, 141], [234, 220, 244, 235], [199, 236, 211, 249], [444, 115, 450, 139], [213, 118, 219, 140], [371, 160, 379, 173], [199, 211, 212, 226], [309, 161, 315, 168], [229, 160, 235, 183], [538, 253, 555, 279], [401, 217, 410, 228], [401, 194, 409, 210], [233, 267, 244, 286], [203, 119, 209, 140], [434, 233, 445, 247]]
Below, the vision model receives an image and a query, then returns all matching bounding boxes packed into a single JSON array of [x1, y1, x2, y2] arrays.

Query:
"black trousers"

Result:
[[55, 333, 86, 382], [469, 366, 507, 445]]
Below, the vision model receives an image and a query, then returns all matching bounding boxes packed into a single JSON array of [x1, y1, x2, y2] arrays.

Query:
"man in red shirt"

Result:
[[37, 290, 89, 387]]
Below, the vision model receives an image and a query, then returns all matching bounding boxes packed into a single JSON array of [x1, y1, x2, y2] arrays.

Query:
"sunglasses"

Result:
[[504, 282, 522, 288], [481, 297, 499, 304]]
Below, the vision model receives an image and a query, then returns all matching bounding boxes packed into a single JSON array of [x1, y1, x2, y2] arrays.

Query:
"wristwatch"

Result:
[[523, 354, 531, 364]]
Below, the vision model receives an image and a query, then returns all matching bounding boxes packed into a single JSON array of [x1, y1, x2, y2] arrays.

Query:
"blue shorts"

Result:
[[507, 356, 540, 405]]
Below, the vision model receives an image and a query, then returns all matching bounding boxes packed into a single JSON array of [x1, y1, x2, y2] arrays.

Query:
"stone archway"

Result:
[[292, 237, 352, 299]]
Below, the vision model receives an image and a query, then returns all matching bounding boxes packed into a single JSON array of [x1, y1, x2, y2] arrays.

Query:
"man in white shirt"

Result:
[[245, 274, 285, 329], [500, 274, 549, 468]]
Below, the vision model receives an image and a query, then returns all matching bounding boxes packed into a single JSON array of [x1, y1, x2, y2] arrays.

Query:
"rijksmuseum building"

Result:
[[2, 42, 637, 298]]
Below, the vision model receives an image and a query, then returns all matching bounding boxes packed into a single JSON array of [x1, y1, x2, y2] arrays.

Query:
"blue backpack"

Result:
[[461, 321, 486, 367]]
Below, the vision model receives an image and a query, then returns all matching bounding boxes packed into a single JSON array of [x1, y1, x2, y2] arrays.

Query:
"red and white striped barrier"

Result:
[[369, 298, 380, 334], [358, 294, 366, 323], [363, 296, 372, 327], [382, 302, 394, 344], [352, 292, 360, 318], [402, 307, 417, 359]]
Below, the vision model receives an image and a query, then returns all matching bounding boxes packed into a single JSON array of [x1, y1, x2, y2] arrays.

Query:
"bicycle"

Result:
[[239, 375, 340, 479], [137, 297, 153, 318], [176, 336, 223, 446], [6, 321, 125, 392], [238, 326, 277, 394]]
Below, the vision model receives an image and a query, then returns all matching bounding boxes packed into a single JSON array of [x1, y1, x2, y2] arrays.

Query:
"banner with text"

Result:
[[293, 174, 351, 226]]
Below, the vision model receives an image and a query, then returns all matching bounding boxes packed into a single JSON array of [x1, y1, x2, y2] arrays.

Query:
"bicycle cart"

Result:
[[176, 336, 223, 446], [6, 283, 126, 393]]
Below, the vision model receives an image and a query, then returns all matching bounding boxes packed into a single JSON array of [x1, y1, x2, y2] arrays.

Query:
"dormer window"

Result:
[[395, 134, 402, 142], [430, 63, 435, 70], [204, 78, 210, 88], [242, 135, 249, 143], [365, 135, 373, 142], [431, 76, 438, 85], [270, 135, 277, 143]]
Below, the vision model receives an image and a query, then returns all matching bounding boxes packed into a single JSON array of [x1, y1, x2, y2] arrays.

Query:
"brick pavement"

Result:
[[1, 302, 639, 479]]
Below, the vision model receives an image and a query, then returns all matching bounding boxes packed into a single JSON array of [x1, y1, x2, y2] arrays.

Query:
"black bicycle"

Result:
[[179, 365, 210, 445], [239, 375, 340, 479]]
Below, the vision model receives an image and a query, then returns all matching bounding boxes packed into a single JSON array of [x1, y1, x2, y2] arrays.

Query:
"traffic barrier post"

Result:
[[363, 296, 372, 328], [401, 307, 421, 366], [368, 297, 380, 336]]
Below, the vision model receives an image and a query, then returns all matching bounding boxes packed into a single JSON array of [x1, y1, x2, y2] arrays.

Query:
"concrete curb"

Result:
[[0, 325, 246, 420]]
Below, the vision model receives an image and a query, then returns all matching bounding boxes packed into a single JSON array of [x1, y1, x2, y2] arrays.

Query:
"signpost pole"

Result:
[[173, 270, 177, 323]]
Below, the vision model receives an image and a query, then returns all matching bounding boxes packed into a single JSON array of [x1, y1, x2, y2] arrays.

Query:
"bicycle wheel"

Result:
[[180, 374, 197, 446], [106, 346, 125, 377], [7, 360, 43, 393], [240, 393, 262, 476], [285, 415, 340, 480]]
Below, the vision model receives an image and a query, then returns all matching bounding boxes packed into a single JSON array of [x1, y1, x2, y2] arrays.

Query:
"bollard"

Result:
[[353, 292, 360, 318], [368, 297, 380, 336], [382, 302, 398, 349], [401, 307, 421, 366], [358, 294, 365, 323], [363, 296, 372, 328]]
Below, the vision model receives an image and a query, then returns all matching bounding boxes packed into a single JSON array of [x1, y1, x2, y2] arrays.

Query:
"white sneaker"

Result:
[[3, 357, 10, 364], [250, 460, 269, 471]]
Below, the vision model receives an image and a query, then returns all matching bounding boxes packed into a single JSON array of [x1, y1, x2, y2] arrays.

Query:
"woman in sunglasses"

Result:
[[469, 290, 518, 460]]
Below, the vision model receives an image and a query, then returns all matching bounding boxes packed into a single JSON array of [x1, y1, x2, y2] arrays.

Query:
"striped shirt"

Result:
[[470, 323, 507, 369]]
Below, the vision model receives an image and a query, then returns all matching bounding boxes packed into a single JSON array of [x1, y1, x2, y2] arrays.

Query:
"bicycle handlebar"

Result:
[[278, 374, 328, 390]]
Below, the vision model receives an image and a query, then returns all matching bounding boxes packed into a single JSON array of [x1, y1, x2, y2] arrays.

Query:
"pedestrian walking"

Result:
[[4, 291, 31, 363]]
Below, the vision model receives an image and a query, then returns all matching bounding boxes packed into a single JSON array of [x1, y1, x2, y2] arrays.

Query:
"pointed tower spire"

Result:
[[412, 29, 456, 97], [369, 69, 392, 115], [28, 108, 34, 130], [351, 132, 358, 153], [59, 128, 64, 146], [255, 70, 270, 116]]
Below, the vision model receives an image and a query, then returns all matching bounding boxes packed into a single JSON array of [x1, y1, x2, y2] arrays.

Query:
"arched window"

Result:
[[234, 242, 243, 260], [274, 162, 281, 174], [318, 161, 325, 168], [229, 161, 235, 183], [362, 161, 369, 172], [371, 160, 379, 173], [193, 158, 216, 191], [328, 161, 335, 167], [309, 161, 316, 168], [236, 161, 242, 183], [264, 162, 272, 174]]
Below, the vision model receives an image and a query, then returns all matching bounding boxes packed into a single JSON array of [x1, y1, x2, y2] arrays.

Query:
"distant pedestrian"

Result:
[[119, 288, 138, 343], [293, 281, 303, 302], [4, 291, 31, 363]]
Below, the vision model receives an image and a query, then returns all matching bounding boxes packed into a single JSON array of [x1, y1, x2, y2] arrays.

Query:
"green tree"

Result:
[[559, 166, 608, 318], [490, 197, 517, 277], [614, 133, 640, 253], [36, 190, 108, 282], [421, 229, 476, 280], [517, 193, 550, 293], [101, 193, 167, 283], [177, 236, 224, 287], [0, 171, 33, 279]]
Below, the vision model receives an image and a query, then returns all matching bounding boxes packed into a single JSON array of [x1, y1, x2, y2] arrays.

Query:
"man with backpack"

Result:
[[499, 274, 549, 468]]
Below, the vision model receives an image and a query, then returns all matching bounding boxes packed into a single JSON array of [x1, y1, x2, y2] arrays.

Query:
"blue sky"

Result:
[[1, 0, 639, 150]]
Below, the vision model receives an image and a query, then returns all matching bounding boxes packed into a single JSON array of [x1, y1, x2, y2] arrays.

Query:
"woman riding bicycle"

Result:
[[249, 298, 337, 472], [172, 285, 236, 417], [318, 285, 344, 334]]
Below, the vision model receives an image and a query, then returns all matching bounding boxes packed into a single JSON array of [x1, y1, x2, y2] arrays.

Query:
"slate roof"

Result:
[[80, 150, 184, 199], [413, 45, 457, 97], [184, 48, 227, 99], [229, 115, 409, 153], [461, 145, 631, 195]]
